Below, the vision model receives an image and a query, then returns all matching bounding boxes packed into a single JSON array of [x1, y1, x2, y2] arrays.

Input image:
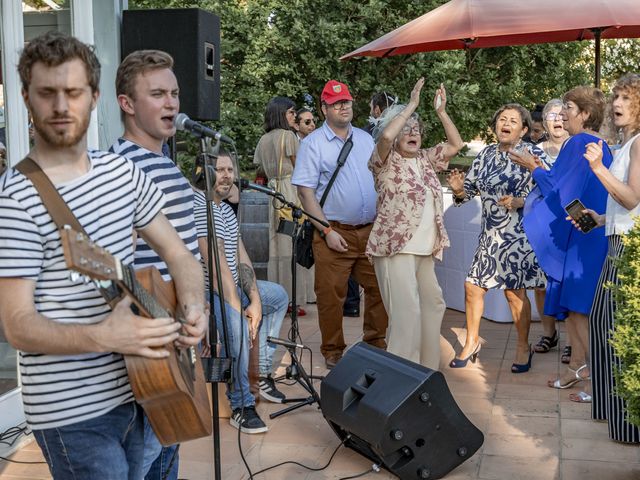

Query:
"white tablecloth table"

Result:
[[434, 191, 542, 323]]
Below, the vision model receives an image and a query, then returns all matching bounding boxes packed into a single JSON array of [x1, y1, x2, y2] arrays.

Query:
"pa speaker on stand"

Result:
[[121, 8, 221, 121], [320, 342, 484, 480]]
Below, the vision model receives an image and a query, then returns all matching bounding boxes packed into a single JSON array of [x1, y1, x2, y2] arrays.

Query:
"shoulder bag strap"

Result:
[[319, 134, 353, 207]]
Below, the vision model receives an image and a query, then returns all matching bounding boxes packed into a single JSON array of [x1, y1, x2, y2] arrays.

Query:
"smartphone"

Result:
[[564, 199, 597, 233]]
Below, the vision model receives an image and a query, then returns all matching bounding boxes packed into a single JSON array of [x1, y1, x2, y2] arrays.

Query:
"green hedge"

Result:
[[611, 217, 640, 427]]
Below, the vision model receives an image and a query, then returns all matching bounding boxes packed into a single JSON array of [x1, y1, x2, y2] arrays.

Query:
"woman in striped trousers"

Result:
[[581, 73, 640, 443]]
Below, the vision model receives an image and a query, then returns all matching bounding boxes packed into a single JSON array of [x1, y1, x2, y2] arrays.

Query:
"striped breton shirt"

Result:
[[110, 139, 200, 280], [0, 150, 163, 429], [193, 190, 239, 285]]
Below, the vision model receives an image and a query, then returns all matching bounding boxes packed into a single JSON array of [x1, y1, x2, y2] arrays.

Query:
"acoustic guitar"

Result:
[[60, 227, 212, 446]]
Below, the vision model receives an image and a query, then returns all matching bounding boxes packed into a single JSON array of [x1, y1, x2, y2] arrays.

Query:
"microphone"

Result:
[[267, 336, 305, 349], [234, 178, 278, 197], [174, 113, 234, 144]]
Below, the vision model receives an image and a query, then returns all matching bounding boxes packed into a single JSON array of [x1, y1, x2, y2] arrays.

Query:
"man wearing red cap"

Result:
[[292, 80, 388, 368]]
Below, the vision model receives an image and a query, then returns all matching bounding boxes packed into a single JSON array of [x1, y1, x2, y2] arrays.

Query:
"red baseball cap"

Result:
[[321, 80, 353, 105]]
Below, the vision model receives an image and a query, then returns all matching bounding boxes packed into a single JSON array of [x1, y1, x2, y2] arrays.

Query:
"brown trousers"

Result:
[[313, 222, 388, 358]]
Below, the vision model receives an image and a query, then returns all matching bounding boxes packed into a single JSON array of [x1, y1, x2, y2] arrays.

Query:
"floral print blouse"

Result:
[[366, 145, 450, 260]]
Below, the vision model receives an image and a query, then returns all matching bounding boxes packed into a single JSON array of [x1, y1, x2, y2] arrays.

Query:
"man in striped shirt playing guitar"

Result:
[[0, 32, 206, 480]]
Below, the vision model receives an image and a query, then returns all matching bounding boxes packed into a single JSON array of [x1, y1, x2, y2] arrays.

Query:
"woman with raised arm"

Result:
[[447, 104, 547, 373], [366, 78, 463, 369], [578, 74, 640, 443]]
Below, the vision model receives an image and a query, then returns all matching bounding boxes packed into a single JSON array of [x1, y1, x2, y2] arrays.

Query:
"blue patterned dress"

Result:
[[455, 143, 547, 289]]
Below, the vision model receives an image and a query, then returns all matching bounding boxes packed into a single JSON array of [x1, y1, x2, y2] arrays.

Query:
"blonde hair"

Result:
[[116, 50, 174, 99]]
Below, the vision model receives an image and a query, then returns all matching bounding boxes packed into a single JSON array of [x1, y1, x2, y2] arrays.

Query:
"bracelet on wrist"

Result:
[[319, 225, 332, 239]]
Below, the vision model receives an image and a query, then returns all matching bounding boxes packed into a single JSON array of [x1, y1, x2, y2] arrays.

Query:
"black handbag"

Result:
[[295, 136, 353, 268]]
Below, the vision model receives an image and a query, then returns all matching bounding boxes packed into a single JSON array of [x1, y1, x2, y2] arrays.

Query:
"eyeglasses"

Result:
[[545, 112, 562, 121], [302, 119, 315, 125], [329, 100, 353, 111], [401, 124, 422, 135]]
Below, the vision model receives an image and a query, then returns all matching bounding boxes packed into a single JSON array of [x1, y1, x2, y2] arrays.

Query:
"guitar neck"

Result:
[[118, 263, 171, 320]]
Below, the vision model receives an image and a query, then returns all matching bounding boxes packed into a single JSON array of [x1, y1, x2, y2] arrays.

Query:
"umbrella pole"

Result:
[[593, 28, 602, 89]]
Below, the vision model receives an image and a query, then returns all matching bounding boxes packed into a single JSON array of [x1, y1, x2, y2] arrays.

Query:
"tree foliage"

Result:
[[131, 0, 598, 168], [611, 219, 640, 427]]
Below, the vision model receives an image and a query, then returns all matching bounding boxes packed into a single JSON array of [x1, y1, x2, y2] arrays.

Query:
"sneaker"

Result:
[[229, 406, 268, 434], [259, 374, 286, 403]]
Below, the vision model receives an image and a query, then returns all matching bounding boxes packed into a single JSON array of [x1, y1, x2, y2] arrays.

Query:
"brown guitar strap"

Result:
[[15, 157, 87, 234], [15, 156, 120, 304]]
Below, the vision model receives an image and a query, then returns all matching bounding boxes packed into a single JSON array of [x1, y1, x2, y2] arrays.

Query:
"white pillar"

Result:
[[1, 0, 29, 166]]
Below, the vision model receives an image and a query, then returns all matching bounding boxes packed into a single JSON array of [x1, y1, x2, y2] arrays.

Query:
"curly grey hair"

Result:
[[371, 104, 421, 142]]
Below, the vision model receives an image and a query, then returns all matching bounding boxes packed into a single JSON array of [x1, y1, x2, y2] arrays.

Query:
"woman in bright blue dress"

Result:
[[511, 86, 612, 393]]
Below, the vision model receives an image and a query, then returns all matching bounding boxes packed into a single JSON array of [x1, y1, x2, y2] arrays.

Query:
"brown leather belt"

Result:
[[329, 221, 373, 230]]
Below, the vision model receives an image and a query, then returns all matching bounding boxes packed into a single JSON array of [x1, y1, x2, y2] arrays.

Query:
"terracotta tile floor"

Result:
[[2, 306, 640, 479]]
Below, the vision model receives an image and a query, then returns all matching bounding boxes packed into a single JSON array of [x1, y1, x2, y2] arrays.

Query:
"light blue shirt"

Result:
[[292, 122, 377, 225]]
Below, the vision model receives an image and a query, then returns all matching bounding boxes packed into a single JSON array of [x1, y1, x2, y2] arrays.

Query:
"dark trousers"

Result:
[[312, 222, 388, 358], [344, 277, 360, 310]]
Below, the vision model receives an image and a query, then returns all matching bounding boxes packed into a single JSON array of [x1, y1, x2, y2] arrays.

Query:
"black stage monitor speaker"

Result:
[[122, 8, 220, 121], [321, 343, 484, 480]]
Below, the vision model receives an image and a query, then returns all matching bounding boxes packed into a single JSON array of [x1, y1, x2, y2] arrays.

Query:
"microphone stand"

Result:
[[198, 137, 232, 480], [254, 187, 327, 419]]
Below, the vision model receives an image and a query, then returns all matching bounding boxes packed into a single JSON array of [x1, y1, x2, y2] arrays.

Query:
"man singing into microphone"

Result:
[[193, 151, 289, 433], [110, 49, 200, 480]]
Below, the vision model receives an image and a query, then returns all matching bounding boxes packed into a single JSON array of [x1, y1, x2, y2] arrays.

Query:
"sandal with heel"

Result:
[[547, 364, 589, 389], [561, 345, 572, 364], [533, 330, 558, 353], [511, 345, 534, 373]]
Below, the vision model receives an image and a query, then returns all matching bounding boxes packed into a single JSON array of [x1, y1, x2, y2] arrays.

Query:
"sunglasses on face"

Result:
[[302, 119, 315, 125]]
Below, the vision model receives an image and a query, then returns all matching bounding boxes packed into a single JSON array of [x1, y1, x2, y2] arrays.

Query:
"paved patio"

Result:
[[1, 306, 639, 479]]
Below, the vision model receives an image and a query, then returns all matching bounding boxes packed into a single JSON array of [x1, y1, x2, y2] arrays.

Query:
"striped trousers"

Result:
[[590, 235, 640, 443]]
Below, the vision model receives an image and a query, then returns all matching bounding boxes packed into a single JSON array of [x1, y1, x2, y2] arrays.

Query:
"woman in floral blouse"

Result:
[[366, 78, 464, 370], [447, 104, 547, 372]]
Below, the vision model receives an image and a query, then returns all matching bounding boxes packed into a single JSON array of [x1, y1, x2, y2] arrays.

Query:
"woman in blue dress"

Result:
[[511, 86, 612, 394], [448, 104, 547, 372]]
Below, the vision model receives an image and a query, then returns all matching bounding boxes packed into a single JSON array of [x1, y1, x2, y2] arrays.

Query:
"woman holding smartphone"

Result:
[[511, 86, 613, 394], [576, 74, 640, 443]]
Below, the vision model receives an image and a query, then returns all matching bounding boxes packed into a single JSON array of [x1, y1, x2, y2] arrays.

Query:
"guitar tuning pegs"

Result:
[[95, 280, 113, 289], [69, 271, 81, 283], [75, 232, 84, 242], [83, 275, 92, 284]]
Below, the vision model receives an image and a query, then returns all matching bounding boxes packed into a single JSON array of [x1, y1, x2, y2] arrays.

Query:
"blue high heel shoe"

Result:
[[449, 344, 481, 368], [511, 345, 534, 373]]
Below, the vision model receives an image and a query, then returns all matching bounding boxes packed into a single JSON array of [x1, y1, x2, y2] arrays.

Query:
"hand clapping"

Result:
[[447, 169, 465, 196]]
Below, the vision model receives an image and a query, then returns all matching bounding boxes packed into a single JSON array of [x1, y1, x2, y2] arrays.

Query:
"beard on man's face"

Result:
[[29, 104, 91, 149]]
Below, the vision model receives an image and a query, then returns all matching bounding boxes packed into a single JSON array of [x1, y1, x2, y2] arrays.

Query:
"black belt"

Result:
[[329, 221, 373, 230]]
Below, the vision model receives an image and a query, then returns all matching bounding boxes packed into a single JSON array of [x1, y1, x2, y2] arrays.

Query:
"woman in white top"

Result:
[[532, 99, 571, 359], [577, 73, 640, 443]]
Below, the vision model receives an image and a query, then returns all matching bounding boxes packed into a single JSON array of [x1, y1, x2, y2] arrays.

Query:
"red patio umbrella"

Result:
[[341, 0, 640, 87]]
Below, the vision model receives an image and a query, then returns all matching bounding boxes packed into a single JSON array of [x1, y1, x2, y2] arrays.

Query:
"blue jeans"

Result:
[[211, 280, 287, 409], [33, 402, 145, 480], [142, 416, 178, 480]]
